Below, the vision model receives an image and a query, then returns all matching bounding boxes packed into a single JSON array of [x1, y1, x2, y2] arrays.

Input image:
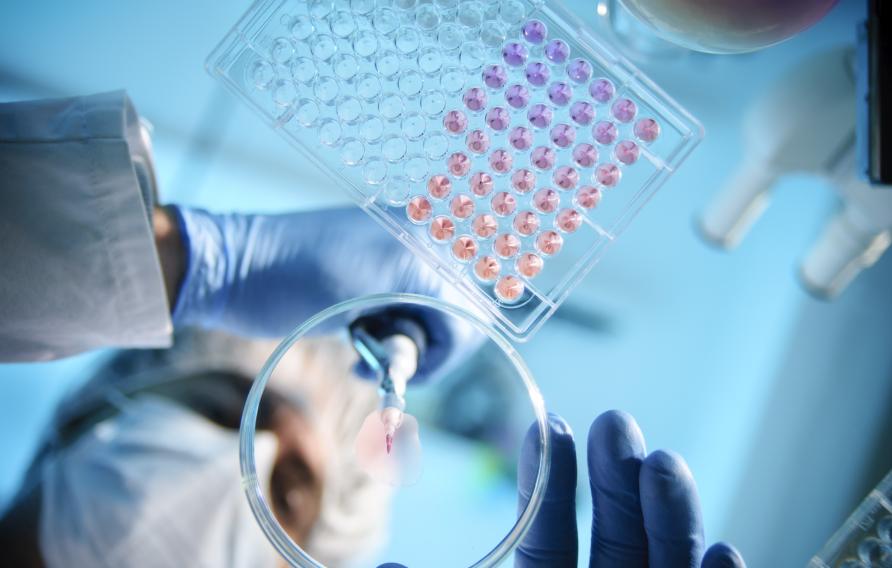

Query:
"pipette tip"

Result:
[[385, 433, 394, 454]]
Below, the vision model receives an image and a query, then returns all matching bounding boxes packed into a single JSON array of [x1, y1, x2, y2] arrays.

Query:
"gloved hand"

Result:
[[516, 411, 746, 568], [170, 205, 476, 381]]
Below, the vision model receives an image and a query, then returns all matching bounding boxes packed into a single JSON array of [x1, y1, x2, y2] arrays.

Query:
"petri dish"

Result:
[[240, 294, 550, 568]]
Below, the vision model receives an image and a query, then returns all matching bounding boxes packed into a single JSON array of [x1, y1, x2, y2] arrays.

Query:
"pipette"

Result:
[[350, 327, 419, 454]]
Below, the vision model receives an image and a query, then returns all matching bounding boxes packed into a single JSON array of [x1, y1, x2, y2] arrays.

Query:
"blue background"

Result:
[[1, 1, 890, 566]]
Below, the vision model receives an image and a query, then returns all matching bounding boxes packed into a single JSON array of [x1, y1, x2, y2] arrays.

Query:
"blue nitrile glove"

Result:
[[516, 411, 746, 568], [170, 205, 476, 381]]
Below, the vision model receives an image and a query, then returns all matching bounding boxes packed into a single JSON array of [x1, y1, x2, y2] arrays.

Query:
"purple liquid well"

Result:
[[570, 101, 595, 125], [611, 98, 637, 123], [482, 65, 508, 89], [525, 62, 550, 87], [566, 59, 592, 83], [527, 104, 553, 129], [589, 78, 615, 103], [547, 82, 572, 106], [509, 126, 533, 150], [463, 87, 487, 111], [545, 39, 569, 64], [592, 121, 618, 145], [505, 84, 531, 109], [550, 124, 576, 148], [486, 107, 511, 131], [521, 19, 548, 44], [501, 42, 528, 67], [634, 118, 661, 142]]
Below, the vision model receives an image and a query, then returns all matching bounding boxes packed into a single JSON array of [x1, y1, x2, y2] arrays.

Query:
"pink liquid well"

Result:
[[495, 275, 525, 301], [533, 188, 560, 213], [494, 233, 521, 258], [511, 169, 536, 193], [555, 208, 582, 233], [489, 149, 513, 174], [536, 230, 564, 255], [452, 235, 478, 261], [472, 214, 498, 238], [475, 255, 501, 280], [443, 110, 468, 134], [576, 186, 602, 209], [470, 171, 494, 196], [595, 163, 621, 187], [517, 252, 544, 278], [450, 194, 475, 219], [491, 191, 518, 216], [466, 129, 490, 154], [513, 210, 540, 236], [430, 216, 455, 241], [553, 166, 579, 190], [407, 196, 433, 222], [447, 152, 471, 177], [427, 175, 452, 199]]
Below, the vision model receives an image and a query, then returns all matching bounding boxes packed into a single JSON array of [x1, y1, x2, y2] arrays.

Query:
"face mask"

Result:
[[39, 395, 278, 568]]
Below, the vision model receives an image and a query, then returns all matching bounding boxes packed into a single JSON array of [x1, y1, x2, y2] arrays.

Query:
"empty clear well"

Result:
[[207, 0, 702, 340]]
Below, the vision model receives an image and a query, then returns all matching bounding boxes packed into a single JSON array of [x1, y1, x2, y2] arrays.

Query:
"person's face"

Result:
[[266, 403, 327, 546]]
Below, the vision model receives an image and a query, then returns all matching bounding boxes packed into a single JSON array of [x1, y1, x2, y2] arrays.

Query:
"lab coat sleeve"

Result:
[[0, 91, 172, 362]]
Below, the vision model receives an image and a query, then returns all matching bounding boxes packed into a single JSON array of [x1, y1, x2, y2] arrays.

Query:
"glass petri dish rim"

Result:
[[240, 292, 551, 568]]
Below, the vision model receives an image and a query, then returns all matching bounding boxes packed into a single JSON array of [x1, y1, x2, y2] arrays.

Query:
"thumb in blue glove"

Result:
[[516, 411, 746, 568]]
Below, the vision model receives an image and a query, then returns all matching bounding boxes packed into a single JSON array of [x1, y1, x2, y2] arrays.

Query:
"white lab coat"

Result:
[[0, 91, 172, 361]]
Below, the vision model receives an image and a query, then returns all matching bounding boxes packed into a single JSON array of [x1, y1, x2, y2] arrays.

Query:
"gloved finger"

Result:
[[701, 542, 746, 568], [587, 410, 648, 568], [377, 563, 408, 568], [639, 450, 705, 568], [516, 413, 578, 568]]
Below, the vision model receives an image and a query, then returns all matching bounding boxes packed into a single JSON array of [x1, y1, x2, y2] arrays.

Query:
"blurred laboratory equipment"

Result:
[[799, 145, 892, 297], [699, 37, 892, 298], [597, 0, 692, 62], [809, 468, 892, 568], [617, 0, 839, 54]]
